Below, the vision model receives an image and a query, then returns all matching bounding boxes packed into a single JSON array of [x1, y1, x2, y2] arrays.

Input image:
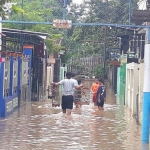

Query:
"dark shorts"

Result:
[[62, 95, 73, 110], [97, 100, 104, 107]]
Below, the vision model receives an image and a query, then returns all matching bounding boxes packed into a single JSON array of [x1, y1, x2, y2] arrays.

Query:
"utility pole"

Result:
[[142, 0, 150, 143], [103, 0, 108, 79], [142, 26, 150, 144], [129, 0, 131, 24], [21, 0, 24, 52], [63, 0, 66, 20]]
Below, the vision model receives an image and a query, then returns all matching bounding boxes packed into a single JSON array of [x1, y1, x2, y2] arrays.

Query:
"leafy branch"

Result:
[[44, 35, 64, 54]]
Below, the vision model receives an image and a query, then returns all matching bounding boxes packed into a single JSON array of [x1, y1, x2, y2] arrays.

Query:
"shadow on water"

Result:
[[142, 143, 149, 150], [0, 80, 147, 150]]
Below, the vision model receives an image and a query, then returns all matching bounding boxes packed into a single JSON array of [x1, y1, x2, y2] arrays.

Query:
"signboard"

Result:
[[110, 48, 121, 62], [121, 54, 127, 64], [110, 61, 121, 66], [53, 19, 72, 29]]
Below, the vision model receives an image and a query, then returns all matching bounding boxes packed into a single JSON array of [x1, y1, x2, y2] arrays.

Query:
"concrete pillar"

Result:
[[142, 27, 150, 143]]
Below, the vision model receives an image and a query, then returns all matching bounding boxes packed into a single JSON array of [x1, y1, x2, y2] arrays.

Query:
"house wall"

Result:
[[47, 54, 55, 83], [138, 63, 144, 124], [125, 62, 144, 123], [125, 63, 139, 116]]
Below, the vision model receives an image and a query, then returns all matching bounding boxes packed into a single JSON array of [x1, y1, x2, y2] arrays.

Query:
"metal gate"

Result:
[[20, 56, 30, 106], [12, 57, 18, 94], [3, 57, 10, 97], [32, 56, 46, 101], [48, 84, 60, 107]]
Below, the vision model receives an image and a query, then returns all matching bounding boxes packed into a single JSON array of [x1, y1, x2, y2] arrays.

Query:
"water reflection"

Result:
[[0, 81, 148, 150]]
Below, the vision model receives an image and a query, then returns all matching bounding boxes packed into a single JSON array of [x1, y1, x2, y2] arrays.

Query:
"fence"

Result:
[[67, 56, 103, 76]]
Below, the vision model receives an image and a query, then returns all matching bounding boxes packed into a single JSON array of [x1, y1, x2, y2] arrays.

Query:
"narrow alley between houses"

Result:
[[0, 81, 145, 150]]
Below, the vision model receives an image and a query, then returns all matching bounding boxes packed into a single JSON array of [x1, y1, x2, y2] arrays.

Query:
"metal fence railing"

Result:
[[48, 85, 61, 107]]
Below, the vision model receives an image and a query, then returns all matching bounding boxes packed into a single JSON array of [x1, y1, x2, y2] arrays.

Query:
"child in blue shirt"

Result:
[[97, 78, 106, 110]]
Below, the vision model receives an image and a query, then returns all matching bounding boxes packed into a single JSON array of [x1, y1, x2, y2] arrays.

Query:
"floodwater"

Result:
[[0, 81, 149, 150]]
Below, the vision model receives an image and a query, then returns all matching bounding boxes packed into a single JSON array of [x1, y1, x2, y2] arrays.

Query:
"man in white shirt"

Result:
[[52, 72, 83, 115], [71, 73, 78, 85]]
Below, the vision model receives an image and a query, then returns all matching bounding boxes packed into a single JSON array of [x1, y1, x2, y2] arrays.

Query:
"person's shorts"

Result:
[[62, 95, 73, 110], [97, 100, 104, 107]]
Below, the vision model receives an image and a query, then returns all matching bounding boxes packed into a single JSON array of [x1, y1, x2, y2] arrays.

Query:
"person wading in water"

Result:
[[51, 72, 83, 115], [97, 78, 106, 110], [91, 78, 100, 106]]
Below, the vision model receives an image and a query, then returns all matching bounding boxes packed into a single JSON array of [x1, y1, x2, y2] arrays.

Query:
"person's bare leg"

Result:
[[63, 109, 66, 113], [67, 109, 72, 115], [75, 103, 79, 108], [80, 103, 82, 107], [98, 106, 102, 110]]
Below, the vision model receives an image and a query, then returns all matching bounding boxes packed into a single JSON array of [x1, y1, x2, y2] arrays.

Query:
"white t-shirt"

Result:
[[59, 79, 78, 95], [71, 79, 78, 87]]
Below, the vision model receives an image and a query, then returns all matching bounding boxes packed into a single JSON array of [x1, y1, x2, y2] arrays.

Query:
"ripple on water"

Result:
[[0, 82, 144, 150]]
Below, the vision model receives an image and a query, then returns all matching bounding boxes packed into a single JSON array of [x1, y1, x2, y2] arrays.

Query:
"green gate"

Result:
[[117, 63, 126, 105]]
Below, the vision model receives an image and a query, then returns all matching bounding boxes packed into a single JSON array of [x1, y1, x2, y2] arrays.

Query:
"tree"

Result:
[[57, 0, 72, 6], [66, 0, 139, 57], [44, 34, 64, 54], [65, 0, 139, 76], [94, 64, 103, 78], [0, 1, 24, 18], [3, 0, 66, 54]]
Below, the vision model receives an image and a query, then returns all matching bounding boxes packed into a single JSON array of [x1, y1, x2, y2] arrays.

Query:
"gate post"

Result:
[[142, 27, 150, 143]]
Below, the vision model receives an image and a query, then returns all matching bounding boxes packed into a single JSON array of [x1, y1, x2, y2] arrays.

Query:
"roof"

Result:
[[2, 28, 50, 37], [2, 28, 50, 44]]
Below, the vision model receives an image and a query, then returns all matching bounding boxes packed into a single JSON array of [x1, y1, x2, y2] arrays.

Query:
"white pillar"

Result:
[[142, 27, 150, 143]]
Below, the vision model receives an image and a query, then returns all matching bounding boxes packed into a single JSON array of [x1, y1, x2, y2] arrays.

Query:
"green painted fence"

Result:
[[117, 63, 126, 105]]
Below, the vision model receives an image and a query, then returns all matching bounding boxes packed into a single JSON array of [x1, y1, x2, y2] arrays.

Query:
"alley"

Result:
[[0, 81, 146, 150]]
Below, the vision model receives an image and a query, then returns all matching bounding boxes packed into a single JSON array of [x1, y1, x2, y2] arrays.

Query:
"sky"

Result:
[[72, 0, 83, 4], [72, 0, 147, 10], [138, 0, 146, 10]]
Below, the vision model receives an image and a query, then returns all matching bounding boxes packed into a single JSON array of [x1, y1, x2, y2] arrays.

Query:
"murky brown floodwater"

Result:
[[0, 80, 149, 150]]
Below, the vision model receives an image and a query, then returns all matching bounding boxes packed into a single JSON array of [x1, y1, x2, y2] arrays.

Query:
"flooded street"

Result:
[[0, 81, 148, 150]]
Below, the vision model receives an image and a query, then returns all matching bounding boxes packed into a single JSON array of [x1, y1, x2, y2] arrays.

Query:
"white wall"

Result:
[[125, 62, 144, 123], [125, 63, 139, 116], [47, 66, 53, 89], [138, 63, 144, 124]]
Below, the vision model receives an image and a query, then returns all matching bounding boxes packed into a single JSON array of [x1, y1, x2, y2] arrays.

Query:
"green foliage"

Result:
[[65, 0, 139, 76], [94, 64, 103, 78], [3, 0, 66, 54], [12, 4, 24, 14], [66, 0, 139, 57], [0, 1, 24, 17], [44, 35, 64, 54], [2, 0, 139, 60]]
